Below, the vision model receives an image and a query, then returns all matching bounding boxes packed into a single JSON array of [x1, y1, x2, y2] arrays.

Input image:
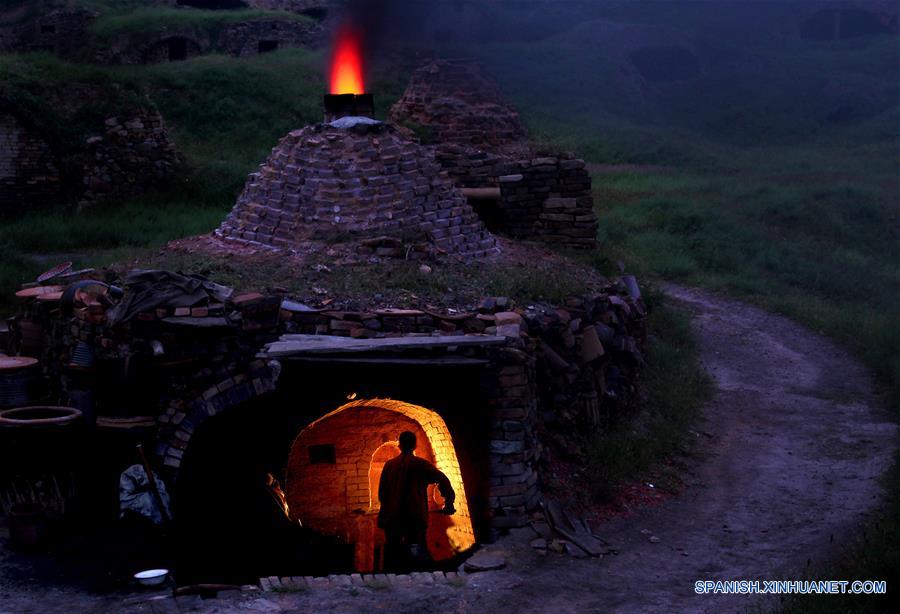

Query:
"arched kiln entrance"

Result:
[[285, 398, 475, 572]]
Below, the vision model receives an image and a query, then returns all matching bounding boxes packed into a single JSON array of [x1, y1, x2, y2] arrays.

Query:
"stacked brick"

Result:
[[15, 282, 282, 475], [391, 59, 599, 249], [497, 155, 598, 248], [389, 59, 527, 151], [0, 112, 61, 213], [216, 120, 499, 259], [481, 345, 542, 527], [282, 306, 522, 338], [81, 109, 183, 207], [433, 146, 516, 189]]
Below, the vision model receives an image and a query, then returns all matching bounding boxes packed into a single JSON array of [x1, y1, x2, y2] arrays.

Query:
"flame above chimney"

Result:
[[330, 25, 365, 95]]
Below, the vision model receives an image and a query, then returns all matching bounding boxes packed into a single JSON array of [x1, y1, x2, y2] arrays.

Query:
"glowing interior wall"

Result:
[[285, 399, 475, 571]]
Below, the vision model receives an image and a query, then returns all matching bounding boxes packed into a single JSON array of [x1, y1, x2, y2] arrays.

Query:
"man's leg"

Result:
[[407, 524, 431, 569], [383, 525, 404, 571]]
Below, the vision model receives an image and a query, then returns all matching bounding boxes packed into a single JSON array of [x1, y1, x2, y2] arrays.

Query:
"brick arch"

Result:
[[156, 360, 280, 474], [285, 398, 475, 571]]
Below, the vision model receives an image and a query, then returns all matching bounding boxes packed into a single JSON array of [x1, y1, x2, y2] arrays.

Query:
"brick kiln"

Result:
[[390, 59, 599, 249], [3, 259, 646, 580], [216, 118, 498, 259], [0, 47, 642, 583], [389, 58, 527, 153]]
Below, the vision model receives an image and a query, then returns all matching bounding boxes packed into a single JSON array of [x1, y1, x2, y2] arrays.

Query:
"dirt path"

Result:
[[404, 284, 894, 614], [1, 285, 896, 613]]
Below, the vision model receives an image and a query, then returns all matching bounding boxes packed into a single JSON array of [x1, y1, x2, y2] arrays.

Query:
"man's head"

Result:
[[398, 431, 417, 453]]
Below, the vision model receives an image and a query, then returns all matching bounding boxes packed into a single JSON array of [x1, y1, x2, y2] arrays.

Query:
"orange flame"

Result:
[[330, 26, 364, 95]]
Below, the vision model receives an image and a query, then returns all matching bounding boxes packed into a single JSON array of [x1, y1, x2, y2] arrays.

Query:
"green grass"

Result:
[[90, 7, 310, 39], [592, 164, 899, 410], [135, 245, 601, 311]]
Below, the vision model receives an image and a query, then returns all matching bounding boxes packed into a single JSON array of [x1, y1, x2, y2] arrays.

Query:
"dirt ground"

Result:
[[1, 285, 896, 613]]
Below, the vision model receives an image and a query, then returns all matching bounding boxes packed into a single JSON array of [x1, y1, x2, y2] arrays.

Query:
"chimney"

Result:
[[323, 94, 375, 123]]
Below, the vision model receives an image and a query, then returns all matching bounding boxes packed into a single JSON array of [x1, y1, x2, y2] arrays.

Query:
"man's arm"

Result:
[[424, 462, 456, 513]]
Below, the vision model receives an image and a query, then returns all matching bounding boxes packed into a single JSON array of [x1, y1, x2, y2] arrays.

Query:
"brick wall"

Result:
[[390, 59, 527, 151], [0, 112, 61, 213], [16, 269, 646, 543], [496, 156, 598, 248], [431, 150, 599, 249]]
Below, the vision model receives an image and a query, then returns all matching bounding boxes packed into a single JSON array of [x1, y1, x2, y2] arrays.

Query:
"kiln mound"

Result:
[[216, 119, 499, 259]]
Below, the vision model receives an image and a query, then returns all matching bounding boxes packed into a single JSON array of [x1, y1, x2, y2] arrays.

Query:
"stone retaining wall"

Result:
[[219, 19, 318, 56], [246, 0, 336, 16], [96, 18, 320, 65], [80, 109, 183, 206]]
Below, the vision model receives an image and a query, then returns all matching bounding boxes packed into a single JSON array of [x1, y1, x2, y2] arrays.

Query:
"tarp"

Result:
[[119, 464, 171, 525], [106, 269, 233, 325]]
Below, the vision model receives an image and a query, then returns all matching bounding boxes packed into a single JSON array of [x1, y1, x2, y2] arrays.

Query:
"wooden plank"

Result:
[[285, 356, 489, 366], [266, 334, 506, 357], [543, 501, 605, 557]]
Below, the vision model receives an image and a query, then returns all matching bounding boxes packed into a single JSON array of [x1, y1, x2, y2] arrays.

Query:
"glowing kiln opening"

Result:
[[285, 399, 475, 572]]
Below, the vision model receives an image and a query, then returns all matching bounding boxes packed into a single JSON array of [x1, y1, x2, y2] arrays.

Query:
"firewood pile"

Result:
[[521, 275, 646, 457]]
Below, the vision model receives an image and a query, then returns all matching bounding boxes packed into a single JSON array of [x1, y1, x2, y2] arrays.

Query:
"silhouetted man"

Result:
[[378, 431, 455, 568]]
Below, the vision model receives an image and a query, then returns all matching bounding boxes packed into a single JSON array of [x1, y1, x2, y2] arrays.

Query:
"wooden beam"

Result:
[[265, 333, 507, 357], [284, 356, 489, 366], [460, 187, 501, 200]]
